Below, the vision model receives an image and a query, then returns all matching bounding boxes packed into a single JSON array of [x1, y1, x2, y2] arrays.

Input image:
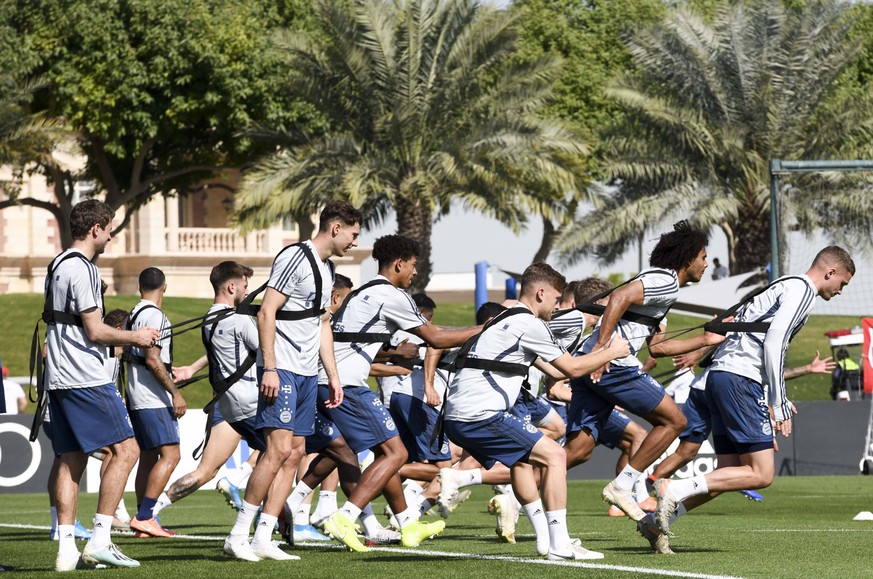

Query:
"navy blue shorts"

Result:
[[679, 387, 712, 444], [510, 390, 556, 427], [567, 363, 665, 436], [255, 369, 317, 435], [598, 409, 632, 449], [318, 384, 398, 454], [705, 371, 774, 454], [305, 405, 342, 454], [228, 416, 267, 452], [48, 385, 134, 455], [211, 405, 226, 427], [444, 411, 544, 469], [129, 407, 180, 451], [389, 392, 451, 462]]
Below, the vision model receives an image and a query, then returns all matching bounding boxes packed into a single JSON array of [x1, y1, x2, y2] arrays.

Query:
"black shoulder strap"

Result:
[[193, 310, 258, 460], [452, 307, 534, 376], [576, 269, 674, 328], [698, 275, 808, 368], [331, 278, 395, 344], [41, 252, 96, 327], [122, 304, 171, 372], [236, 243, 327, 321], [703, 275, 807, 335]]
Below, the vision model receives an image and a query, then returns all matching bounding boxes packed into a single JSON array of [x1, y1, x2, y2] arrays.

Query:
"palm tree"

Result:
[[233, 0, 591, 291], [556, 0, 873, 274]]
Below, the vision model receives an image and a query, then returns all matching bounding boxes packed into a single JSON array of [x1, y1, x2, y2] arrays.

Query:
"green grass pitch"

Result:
[[1, 477, 871, 577]]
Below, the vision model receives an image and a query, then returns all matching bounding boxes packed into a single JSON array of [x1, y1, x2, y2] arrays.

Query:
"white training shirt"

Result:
[[709, 275, 817, 422], [126, 299, 173, 410], [204, 304, 260, 423], [581, 268, 678, 367], [332, 276, 428, 388], [431, 348, 458, 407], [377, 329, 426, 406], [261, 241, 333, 377], [44, 249, 111, 390], [543, 308, 588, 405], [444, 304, 565, 423]]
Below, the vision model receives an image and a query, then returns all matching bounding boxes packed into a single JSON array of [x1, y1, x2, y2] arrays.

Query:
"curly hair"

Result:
[[372, 234, 420, 267], [103, 308, 129, 330], [649, 220, 708, 271]]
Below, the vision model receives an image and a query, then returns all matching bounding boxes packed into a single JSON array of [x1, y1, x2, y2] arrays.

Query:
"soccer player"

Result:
[[44, 199, 159, 571], [569, 221, 725, 522], [151, 262, 266, 522], [650, 246, 854, 549], [320, 234, 480, 552], [223, 200, 361, 561], [443, 262, 630, 560], [552, 278, 653, 515], [637, 350, 834, 554], [126, 267, 187, 538]]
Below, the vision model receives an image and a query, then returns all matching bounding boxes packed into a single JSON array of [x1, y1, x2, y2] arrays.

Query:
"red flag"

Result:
[[863, 318, 873, 395]]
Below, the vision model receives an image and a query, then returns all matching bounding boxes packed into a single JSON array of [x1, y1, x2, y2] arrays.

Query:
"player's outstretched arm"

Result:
[[81, 308, 158, 348], [550, 336, 630, 380], [412, 322, 480, 350]]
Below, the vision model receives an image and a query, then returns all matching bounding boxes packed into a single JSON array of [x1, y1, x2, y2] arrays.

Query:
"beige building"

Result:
[[0, 167, 368, 297]]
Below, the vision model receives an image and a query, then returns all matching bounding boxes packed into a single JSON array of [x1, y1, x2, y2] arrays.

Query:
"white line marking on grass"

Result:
[[747, 529, 873, 533], [365, 545, 746, 579], [2, 522, 743, 578]]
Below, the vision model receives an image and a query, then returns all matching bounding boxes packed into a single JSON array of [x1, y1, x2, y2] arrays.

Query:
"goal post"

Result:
[[769, 159, 873, 278]]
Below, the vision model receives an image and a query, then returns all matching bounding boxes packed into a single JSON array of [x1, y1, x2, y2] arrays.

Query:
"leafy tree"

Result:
[[557, 0, 873, 273], [508, 0, 665, 264], [0, 0, 315, 246], [234, 0, 592, 291]]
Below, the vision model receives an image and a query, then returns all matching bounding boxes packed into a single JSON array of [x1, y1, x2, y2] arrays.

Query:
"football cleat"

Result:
[[637, 513, 674, 555], [602, 481, 645, 521], [400, 519, 445, 547], [223, 535, 260, 562], [81, 542, 140, 568], [217, 477, 243, 511], [324, 512, 370, 553]]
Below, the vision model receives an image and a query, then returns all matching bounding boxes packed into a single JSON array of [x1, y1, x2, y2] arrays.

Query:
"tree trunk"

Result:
[[395, 195, 433, 294], [726, 208, 771, 274], [530, 216, 557, 265]]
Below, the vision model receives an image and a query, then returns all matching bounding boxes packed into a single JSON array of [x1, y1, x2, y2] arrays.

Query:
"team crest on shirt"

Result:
[[762, 420, 772, 436], [280, 410, 293, 423], [525, 423, 537, 434], [385, 418, 396, 431]]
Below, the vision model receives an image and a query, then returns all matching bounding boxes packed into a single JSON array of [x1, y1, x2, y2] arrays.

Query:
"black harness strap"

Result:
[[122, 305, 173, 374], [192, 310, 258, 460], [702, 276, 807, 335], [236, 242, 329, 321], [430, 307, 534, 447], [331, 279, 395, 344], [451, 307, 535, 376], [575, 268, 675, 329]]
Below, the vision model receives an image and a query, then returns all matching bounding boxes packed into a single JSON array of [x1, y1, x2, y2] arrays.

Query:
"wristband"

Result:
[[263, 367, 278, 373]]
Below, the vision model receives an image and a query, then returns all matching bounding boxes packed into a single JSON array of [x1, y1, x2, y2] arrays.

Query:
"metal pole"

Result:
[[769, 160, 781, 280]]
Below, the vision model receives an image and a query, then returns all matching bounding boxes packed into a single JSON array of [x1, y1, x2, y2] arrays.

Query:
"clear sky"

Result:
[[357, 205, 731, 282]]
